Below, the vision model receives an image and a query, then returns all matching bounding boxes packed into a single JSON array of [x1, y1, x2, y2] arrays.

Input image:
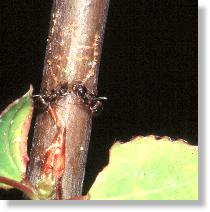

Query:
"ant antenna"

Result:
[[95, 96, 108, 101]]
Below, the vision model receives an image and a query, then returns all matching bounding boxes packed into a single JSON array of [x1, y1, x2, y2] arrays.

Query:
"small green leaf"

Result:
[[89, 136, 198, 200], [0, 87, 33, 189]]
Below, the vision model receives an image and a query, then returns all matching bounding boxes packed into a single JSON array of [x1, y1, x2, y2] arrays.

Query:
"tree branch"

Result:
[[27, 0, 109, 199]]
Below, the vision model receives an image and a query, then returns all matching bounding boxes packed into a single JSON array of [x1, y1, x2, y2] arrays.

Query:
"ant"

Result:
[[33, 82, 107, 116], [33, 83, 69, 112], [72, 83, 107, 116]]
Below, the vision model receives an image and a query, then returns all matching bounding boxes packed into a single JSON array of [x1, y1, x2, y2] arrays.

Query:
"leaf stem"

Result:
[[0, 177, 37, 200]]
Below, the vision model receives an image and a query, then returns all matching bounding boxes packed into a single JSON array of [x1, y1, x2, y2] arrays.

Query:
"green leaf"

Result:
[[89, 136, 198, 200], [0, 87, 33, 189]]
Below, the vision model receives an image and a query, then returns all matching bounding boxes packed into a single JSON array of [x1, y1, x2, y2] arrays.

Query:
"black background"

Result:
[[0, 0, 197, 199]]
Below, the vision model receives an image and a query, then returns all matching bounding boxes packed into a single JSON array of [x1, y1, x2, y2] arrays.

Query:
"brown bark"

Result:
[[27, 0, 109, 199]]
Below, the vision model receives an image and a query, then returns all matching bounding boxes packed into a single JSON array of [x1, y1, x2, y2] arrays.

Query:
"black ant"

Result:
[[72, 83, 107, 116], [33, 82, 107, 116], [33, 83, 69, 112]]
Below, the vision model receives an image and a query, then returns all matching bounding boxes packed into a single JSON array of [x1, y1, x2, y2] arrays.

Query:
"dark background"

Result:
[[0, 0, 197, 199]]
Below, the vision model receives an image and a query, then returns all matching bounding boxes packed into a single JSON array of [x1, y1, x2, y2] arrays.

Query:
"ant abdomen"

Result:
[[90, 100, 103, 116]]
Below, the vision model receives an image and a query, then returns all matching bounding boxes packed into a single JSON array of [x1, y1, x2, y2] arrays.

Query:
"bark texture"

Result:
[[27, 0, 109, 199]]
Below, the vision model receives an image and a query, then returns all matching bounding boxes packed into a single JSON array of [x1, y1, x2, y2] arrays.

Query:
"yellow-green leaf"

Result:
[[89, 136, 198, 200]]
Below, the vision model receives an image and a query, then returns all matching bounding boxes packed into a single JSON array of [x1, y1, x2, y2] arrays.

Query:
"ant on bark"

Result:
[[72, 83, 107, 116], [32, 83, 69, 112], [33, 82, 107, 116]]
